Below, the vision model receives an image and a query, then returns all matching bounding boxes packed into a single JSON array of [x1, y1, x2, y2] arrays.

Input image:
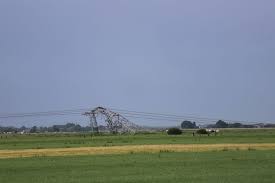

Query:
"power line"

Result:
[[109, 108, 260, 124], [0, 107, 267, 124], [0, 108, 90, 117]]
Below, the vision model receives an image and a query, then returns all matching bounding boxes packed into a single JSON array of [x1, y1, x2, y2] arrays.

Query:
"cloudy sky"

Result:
[[0, 0, 275, 126]]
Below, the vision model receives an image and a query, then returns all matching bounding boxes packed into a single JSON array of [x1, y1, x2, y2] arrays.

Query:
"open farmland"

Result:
[[1, 128, 275, 150], [1, 128, 275, 182], [1, 150, 275, 183], [1, 143, 275, 159]]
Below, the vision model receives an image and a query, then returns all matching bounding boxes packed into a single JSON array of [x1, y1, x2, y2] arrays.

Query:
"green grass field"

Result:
[[1, 129, 275, 182], [1, 128, 275, 150], [1, 150, 275, 183]]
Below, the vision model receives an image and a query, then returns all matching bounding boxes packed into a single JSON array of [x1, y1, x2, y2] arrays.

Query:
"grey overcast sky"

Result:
[[0, 0, 275, 126]]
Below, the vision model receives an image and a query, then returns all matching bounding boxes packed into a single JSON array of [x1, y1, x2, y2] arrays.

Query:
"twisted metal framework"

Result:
[[83, 107, 141, 133]]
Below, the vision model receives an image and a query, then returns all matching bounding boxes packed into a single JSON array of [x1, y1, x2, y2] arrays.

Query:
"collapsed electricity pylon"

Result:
[[83, 107, 141, 133]]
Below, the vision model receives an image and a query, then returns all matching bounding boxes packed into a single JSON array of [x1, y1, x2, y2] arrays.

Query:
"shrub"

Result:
[[167, 128, 182, 135], [196, 129, 208, 135]]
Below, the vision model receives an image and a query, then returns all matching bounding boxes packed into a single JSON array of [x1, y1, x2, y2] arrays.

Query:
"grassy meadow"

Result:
[[1, 150, 275, 183], [1, 128, 275, 150], [1, 128, 275, 182]]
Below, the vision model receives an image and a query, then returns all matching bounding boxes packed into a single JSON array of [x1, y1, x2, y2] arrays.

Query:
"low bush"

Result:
[[196, 129, 208, 135], [167, 128, 182, 135]]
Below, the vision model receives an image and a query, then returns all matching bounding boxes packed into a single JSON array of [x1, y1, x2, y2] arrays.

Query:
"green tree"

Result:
[[53, 125, 60, 132], [229, 123, 243, 128], [181, 121, 197, 129], [215, 120, 228, 128], [30, 126, 37, 133]]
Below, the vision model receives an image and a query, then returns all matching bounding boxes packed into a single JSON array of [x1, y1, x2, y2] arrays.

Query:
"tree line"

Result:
[[0, 123, 92, 133], [181, 120, 275, 129]]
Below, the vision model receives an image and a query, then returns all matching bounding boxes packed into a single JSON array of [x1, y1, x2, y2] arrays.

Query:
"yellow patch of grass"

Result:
[[1, 143, 275, 159]]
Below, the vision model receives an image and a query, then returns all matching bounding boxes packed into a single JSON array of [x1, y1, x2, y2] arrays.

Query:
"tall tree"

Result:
[[215, 120, 228, 128], [181, 121, 197, 129]]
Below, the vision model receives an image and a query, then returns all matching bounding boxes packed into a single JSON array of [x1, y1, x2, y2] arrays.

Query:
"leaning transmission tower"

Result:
[[83, 107, 141, 133]]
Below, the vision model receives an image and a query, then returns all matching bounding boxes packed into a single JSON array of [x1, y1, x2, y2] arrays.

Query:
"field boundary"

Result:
[[1, 143, 275, 159]]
